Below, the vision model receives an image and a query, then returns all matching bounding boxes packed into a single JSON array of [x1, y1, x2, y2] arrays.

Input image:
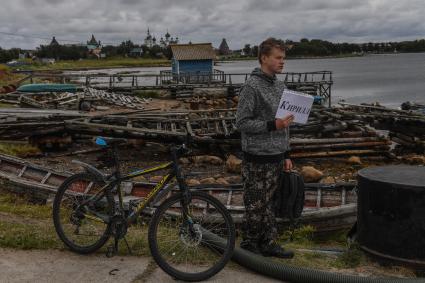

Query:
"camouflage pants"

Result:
[[241, 159, 283, 245]]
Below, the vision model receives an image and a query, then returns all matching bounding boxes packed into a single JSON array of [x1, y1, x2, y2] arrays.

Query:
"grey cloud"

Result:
[[1, 0, 425, 49]]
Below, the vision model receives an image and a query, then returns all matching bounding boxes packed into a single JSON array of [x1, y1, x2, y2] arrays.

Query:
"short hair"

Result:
[[258, 37, 286, 64]]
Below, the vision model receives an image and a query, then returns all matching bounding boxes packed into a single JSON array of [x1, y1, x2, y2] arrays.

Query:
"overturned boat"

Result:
[[0, 153, 356, 233]]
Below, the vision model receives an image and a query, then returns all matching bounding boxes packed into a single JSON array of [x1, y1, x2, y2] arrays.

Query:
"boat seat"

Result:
[[95, 137, 127, 147]]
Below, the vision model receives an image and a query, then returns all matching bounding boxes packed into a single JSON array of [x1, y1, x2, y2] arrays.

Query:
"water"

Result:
[[65, 53, 425, 108]]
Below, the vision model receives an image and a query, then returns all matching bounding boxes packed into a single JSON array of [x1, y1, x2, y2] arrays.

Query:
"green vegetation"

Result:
[[0, 48, 21, 63], [11, 58, 170, 71], [0, 189, 151, 254], [233, 38, 425, 59], [0, 142, 41, 157], [0, 192, 52, 219], [0, 64, 25, 86], [0, 190, 418, 277]]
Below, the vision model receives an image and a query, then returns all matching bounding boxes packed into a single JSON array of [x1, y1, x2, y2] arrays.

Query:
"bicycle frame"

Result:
[[77, 160, 182, 225]]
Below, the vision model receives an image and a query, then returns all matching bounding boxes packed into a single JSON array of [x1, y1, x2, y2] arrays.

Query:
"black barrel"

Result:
[[357, 165, 425, 265]]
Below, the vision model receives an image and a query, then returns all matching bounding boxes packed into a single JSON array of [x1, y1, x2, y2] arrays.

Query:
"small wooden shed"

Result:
[[170, 43, 216, 75]]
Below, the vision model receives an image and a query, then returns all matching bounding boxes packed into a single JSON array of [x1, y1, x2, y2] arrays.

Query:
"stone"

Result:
[[187, 178, 201, 186], [301, 166, 324, 182], [200, 177, 216, 184], [226, 154, 242, 173], [192, 155, 223, 165], [406, 155, 425, 165], [224, 175, 242, 184], [347, 156, 362, 165], [215, 177, 229, 185], [320, 176, 335, 184]]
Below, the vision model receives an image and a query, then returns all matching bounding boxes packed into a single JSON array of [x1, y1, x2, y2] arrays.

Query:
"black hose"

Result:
[[202, 230, 424, 283]]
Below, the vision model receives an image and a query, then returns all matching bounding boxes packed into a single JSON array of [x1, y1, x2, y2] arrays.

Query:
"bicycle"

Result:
[[52, 136, 235, 282]]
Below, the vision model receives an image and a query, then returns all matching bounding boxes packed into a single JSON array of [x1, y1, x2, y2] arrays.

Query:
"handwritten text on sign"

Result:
[[275, 89, 314, 124]]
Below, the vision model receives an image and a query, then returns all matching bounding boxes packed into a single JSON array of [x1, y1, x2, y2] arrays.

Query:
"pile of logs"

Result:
[[2, 102, 423, 157], [0, 88, 149, 111], [65, 107, 391, 158], [337, 102, 425, 154], [289, 105, 391, 158], [0, 108, 86, 140], [83, 88, 150, 110], [65, 109, 237, 142]]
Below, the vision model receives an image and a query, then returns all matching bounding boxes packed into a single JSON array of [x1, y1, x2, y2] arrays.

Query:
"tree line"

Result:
[[237, 38, 425, 58], [0, 40, 172, 63], [2, 38, 425, 63]]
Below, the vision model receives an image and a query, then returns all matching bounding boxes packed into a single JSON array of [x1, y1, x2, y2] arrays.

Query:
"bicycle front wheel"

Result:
[[148, 191, 235, 282], [53, 173, 114, 254]]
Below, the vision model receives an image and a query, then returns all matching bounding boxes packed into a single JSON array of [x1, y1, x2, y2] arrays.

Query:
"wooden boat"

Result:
[[0, 153, 357, 233], [16, 83, 78, 93]]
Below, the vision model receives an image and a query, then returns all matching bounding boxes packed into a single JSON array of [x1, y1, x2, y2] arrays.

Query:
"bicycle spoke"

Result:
[[53, 173, 113, 253], [150, 192, 234, 279]]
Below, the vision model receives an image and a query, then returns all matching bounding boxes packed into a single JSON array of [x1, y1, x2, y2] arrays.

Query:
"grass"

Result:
[[0, 192, 52, 219], [0, 188, 151, 255], [0, 64, 26, 86], [0, 189, 420, 278], [8, 58, 170, 71], [0, 142, 41, 157]]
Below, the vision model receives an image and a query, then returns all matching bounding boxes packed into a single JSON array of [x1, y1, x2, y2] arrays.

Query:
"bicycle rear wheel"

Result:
[[148, 191, 235, 282], [53, 173, 114, 254]]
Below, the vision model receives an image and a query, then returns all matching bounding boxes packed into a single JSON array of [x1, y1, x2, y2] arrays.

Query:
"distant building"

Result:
[[159, 30, 179, 48], [170, 43, 216, 75], [87, 34, 102, 58], [50, 36, 59, 46], [144, 28, 156, 48], [144, 28, 178, 48], [218, 38, 231, 55], [129, 47, 144, 57]]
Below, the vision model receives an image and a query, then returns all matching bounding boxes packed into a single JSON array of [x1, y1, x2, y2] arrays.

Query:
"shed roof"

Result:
[[170, 43, 216, 60]]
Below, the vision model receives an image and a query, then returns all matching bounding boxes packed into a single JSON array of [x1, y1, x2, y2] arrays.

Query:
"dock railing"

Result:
[[16, 70, 333, 106]]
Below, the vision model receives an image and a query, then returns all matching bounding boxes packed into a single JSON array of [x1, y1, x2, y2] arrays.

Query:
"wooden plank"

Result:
[[40, 172, 52, 184], [316, 188, 322, 208], [17, 165, 27, 177]]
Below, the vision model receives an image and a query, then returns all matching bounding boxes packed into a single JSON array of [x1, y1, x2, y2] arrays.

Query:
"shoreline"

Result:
[[217, 53, 364, 63], [6, 52, 416, 73]]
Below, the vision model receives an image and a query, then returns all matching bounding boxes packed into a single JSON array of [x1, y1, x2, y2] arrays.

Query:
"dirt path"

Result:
[[0, 248, 281, 283]]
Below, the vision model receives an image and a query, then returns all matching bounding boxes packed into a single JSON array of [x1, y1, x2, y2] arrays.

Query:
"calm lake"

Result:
[[66, 53, 425, 108]]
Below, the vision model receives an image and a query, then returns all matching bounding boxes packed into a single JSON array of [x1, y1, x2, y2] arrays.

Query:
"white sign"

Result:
[[275, 89, 314, 124]]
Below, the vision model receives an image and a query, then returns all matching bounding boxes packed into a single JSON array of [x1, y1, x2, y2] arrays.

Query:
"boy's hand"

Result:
[[276, 114, 294, 129], [284, 159, 293, 172]]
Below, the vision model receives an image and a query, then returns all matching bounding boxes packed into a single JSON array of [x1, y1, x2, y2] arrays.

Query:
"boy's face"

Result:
[[261, 47, 286, 74]]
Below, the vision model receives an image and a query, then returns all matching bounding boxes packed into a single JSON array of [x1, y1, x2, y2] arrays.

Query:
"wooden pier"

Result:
[[18, 71, 333, 106]]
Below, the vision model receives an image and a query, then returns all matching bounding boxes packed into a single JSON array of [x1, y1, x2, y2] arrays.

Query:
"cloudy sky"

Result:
[[1, 0, 424, 49]]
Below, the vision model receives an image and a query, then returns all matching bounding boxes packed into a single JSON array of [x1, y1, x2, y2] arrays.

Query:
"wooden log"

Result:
[[291, 141, 391, 151], [290, 136, 386, 145], [291, 149, 388, 158]]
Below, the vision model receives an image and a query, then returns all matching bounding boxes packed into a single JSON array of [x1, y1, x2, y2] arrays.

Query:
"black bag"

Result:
[[274, 171, 305, 221]]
